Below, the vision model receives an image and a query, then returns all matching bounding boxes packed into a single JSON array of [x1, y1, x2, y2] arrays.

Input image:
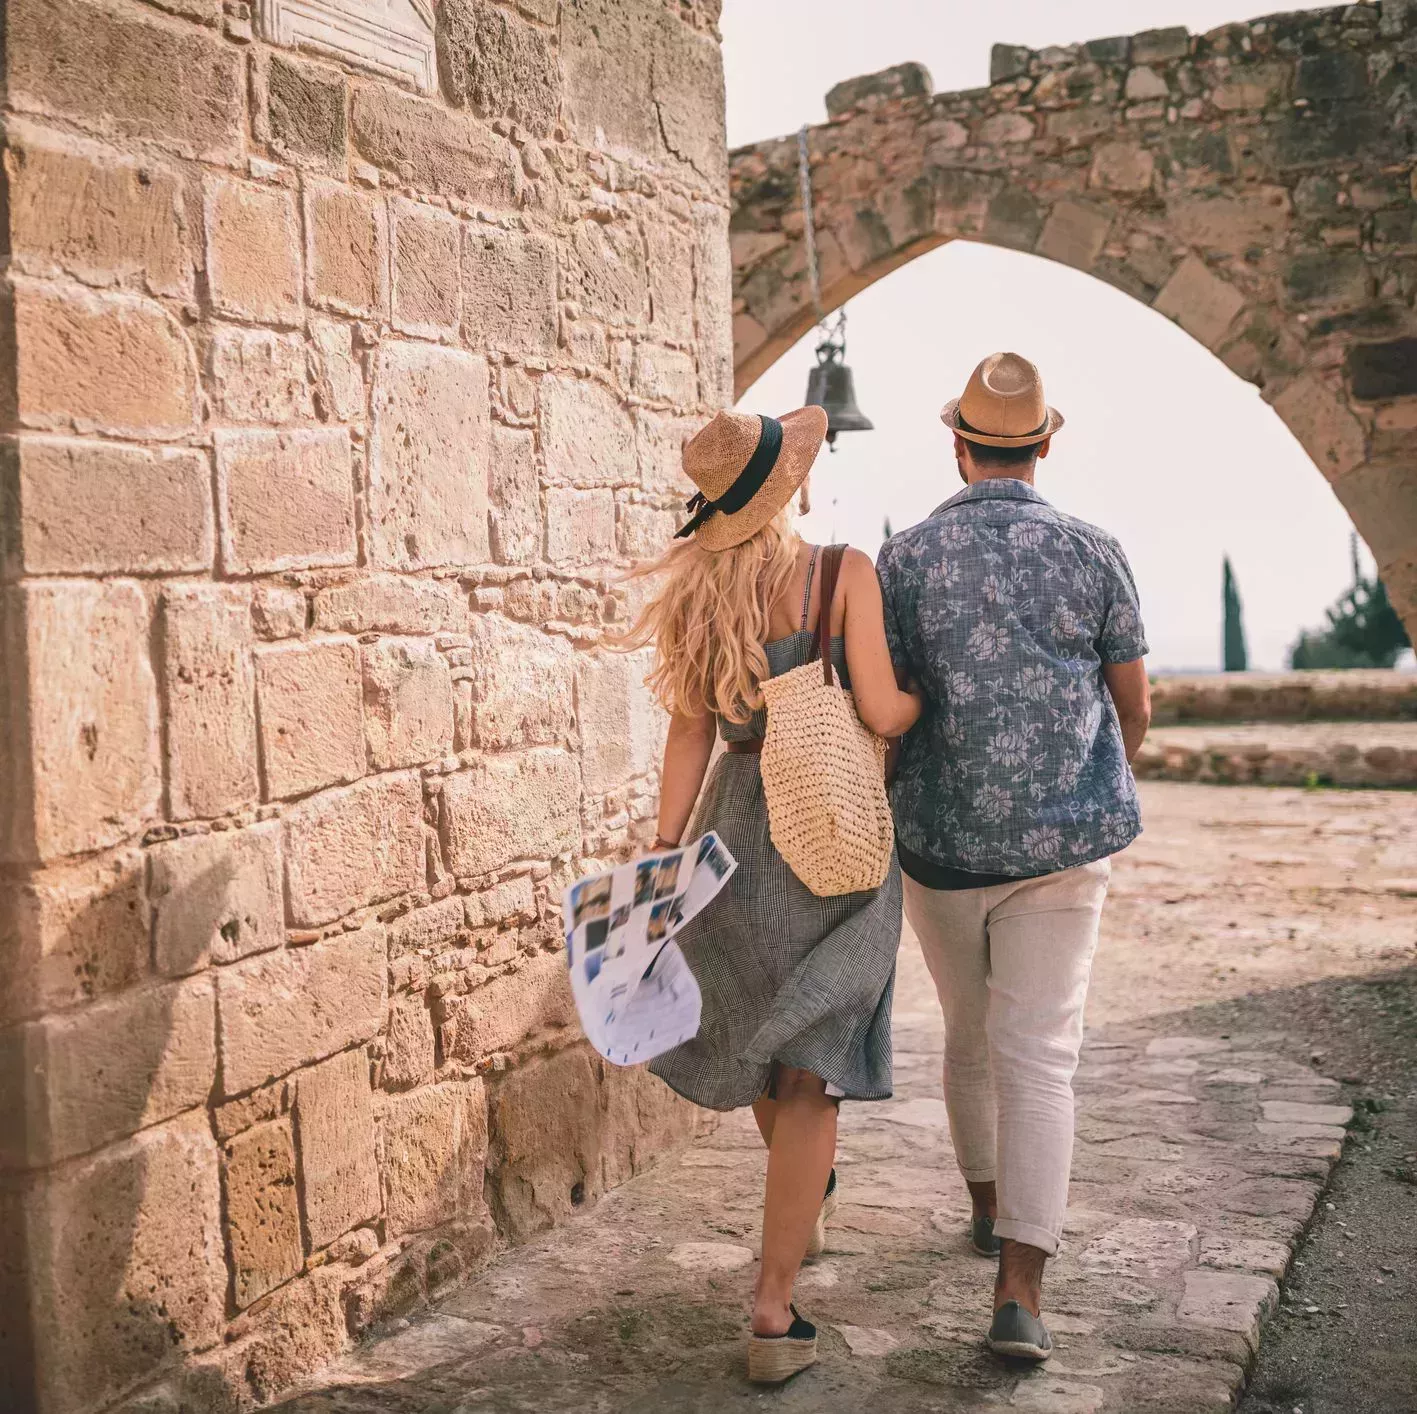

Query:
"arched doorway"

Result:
[[729, 10, 1417, 636]]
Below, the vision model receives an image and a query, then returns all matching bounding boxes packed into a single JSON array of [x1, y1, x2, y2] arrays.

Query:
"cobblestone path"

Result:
[[271, 783, 1417, 1413]]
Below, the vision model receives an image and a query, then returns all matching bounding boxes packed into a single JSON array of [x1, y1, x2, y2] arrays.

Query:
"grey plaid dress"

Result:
[[649, 596, 902, 1111]]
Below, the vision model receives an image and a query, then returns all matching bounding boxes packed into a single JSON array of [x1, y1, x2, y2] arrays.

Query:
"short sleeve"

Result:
[[875, 543, 909, 674], [1097, 538, 1149, 663]]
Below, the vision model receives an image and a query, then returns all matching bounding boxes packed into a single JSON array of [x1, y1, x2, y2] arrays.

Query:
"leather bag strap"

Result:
[[815, 544, 845, 688]]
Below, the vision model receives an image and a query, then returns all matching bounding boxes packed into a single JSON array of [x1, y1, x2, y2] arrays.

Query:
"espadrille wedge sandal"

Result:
[[804, 1168, 838, 1258], [748, 1306, 817, 1385]]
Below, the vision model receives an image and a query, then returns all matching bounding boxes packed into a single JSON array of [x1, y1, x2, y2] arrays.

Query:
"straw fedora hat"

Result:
[[940, 352, 1065, 448], [676, 406, 828, 551]]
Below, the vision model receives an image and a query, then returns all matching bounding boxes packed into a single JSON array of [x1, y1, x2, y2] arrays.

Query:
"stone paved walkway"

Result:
[[269, 782, 1404, 1413], [273, 974, 1350, 1413]]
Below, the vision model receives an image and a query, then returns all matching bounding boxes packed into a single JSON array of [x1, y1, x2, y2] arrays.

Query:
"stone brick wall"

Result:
[[0, 1, 728, 1409], [1150, 669, 1417, 722], [729, 2, 1417, 638]]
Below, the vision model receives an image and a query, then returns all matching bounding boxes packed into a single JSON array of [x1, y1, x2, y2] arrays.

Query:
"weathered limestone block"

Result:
[[283, 773, 425, 927], [12, 279, 199, 439], [634, 345, 699, 405], [1348, 337, 1417, 401], [635, 409, 697, 496], [1153, 255, 1246, 351], [251, 585, 308, 640], [362, 636, 455, 770], [383, 991, 436, 1089], [294, 1047, 382, 1249], [215, 924, 387, 1094], [237, 1260, 351, 1403], [369, 342, 491, 569], [1271, 374, 1368, 483], [485, 1044, 604, 1242], [646, 218, 696, 344], [206, 326, 315, 424], [1132, 26, 1190, 63], [149, 819, 284, 976], [203, 175, 303, 326], [255, 638, 365, 799], [1167, 187, 1291, 256], [351, 85, 518, 206], [19, 1111, 225, 1414], [599, 1060, 701, 1189], [259, 52, 348, 171], [439, 951, 576, 1064], [162, 584, 259, 821], [440, 751, 580, 876], [223, 1116, 303, 1308], [387, 895, 465, 957], [5, 579, 160, 861], [618, 501, 677, 561], [314, 574, 466, 635], [568, 219, 649, 327], [310, 317, 366, 423], [541, 375, 635, 487], [436, 0, 560, 133], [377, 1079, 488, 1236], [489, 425, 543, 564], [464, 876, 536, 930], [0, 848, 147, 1027], [6, 437, 212, 576], [1036, 201, 1112, 272], [4, 119, 194, 297], [463, 227, 558, 355], [1328, 459, 1417, 571], [562, 0, 727, 188], [1124, 65, 1169, 102], [466, 616, 574, 749], [216, 428, 357, 574], [825, 61, 931, 118], [391, 198, 462, 339], [0, 974, 215, 1168], [545, 486, 617, 566], [305, 178, 388, 319], [1211, 62, 1288, 112], [985, 187, 1044, 253], [1090, 142, 1155, 193], [576, 651, 661, 795], [692, 201, 734, 409], [7, 0, 244, 162]]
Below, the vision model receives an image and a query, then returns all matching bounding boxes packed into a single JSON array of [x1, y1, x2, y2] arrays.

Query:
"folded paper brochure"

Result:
[[561, 832, 737, 1066]]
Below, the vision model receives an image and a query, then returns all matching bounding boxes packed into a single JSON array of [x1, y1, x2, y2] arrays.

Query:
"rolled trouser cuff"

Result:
[[957, 1162, 998, 1184], [992, 1217, 1060, 1256]]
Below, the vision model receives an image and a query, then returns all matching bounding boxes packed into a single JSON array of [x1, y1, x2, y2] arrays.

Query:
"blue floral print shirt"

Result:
[[877, 479, 1148, 877]]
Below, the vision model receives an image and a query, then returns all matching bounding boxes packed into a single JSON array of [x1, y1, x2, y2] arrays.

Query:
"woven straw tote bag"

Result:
[[759, 545, 894, 897]]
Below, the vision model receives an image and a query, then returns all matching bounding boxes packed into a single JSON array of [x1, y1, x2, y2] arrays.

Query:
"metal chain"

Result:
[[797, 125, 846, 347], [797, 125, 824, 325]]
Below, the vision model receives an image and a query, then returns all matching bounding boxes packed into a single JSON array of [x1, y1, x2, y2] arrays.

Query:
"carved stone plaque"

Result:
[[256, 0, 437, 94]]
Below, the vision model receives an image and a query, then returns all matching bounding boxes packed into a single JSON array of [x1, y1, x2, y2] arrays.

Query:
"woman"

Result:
[[620, 405, 922, 1384]]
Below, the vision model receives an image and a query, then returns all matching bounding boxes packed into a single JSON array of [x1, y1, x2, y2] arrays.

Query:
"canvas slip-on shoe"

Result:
[[986, 1301, 1053, 1361]]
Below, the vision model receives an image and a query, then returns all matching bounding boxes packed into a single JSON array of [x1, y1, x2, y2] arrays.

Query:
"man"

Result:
[[876, 352, 1151, 1361]]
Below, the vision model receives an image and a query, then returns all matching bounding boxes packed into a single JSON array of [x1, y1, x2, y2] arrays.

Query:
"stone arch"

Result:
[[729, 5, 1417, 633]]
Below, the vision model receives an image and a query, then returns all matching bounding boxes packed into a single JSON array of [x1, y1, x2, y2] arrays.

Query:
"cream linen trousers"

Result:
[[902, 857, 1111, 1255]]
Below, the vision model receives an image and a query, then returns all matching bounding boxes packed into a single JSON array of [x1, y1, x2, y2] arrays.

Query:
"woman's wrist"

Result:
[[652, 832, 681, 851]]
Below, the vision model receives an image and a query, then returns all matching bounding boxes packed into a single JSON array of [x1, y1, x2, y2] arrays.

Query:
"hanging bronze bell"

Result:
[[805, 340, 873, 449]]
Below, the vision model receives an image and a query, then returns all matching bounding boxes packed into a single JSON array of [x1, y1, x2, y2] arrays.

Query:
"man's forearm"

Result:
[[1117, 713, 1149, 764]]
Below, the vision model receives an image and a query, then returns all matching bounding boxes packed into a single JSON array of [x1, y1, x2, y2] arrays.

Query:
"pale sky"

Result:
[[721, 0, 1369, 672]]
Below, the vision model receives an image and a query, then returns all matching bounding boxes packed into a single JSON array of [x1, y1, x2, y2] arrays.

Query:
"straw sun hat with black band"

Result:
[[675, 406, 828, 551]]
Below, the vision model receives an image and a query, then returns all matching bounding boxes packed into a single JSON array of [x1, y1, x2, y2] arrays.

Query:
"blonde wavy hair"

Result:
[[618, 507, 801, 724]]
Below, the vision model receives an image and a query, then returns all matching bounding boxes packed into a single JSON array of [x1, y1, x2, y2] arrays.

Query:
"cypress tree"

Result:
[[882, 516, 893, 540], [1223, 555, 1248, 672]]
